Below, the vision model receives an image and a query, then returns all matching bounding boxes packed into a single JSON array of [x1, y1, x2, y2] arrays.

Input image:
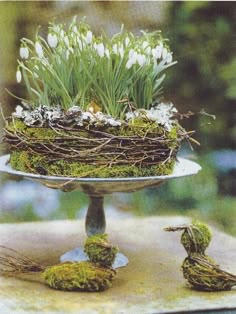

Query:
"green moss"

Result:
[[10, 150, 175, 177], [42, 261, 116, 291], [84, 234, 118, 267], [182, 254, 236, 291], [181, 220, 212, 255]]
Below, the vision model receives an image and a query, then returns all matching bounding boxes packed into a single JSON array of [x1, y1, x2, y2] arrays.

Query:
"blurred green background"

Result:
[[0, 1, 236, 236]]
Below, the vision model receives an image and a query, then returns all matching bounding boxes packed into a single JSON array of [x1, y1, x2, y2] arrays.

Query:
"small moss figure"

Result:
[[165, 221, 236, 291], [182, 254, 236, 291], [165, 220, 212, 254], [84, 234, 119, 267], [42, 261, 116, 292], [0, 246, 117, 292]]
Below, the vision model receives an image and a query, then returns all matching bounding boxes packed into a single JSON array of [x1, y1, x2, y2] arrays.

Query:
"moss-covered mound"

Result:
[[42, 261, 117, 291], [84, 234, 118, 267]]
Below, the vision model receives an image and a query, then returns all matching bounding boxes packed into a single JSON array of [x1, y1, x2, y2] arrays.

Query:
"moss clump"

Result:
[[182, 254, 236, 291], [84, 234, 118, 267], [10, 150, 175, 177], [181, 220, 212, 255], [42, 261, 117, 291]]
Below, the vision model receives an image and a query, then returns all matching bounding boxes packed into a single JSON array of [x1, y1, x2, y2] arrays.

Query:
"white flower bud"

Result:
[[47, 33, 58, 48], [162, 47, 168, 59], [137, 54, 146, 67], [166, 52, 173, 64], [85, 30, 93, 44], [119, 46, 124, 58], [64, 36, 70, 47], [16, 70, 22, 83], [126, 59, 133, 69], [19, 47, 29, 59], [35, 41, 44, 58], [73, 26, 78, 33], [125, 37, 130, 46], [112, 44, 118, 54], [96, 43, 105, 57]]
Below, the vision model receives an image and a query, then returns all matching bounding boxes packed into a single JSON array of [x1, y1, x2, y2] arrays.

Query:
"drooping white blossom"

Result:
[[166, 52, 173, 64], [125, 37, 130, 46], [162, 47, 168, 60], [152, 43, 163, 60], [126, 59, 133, 69], [142, 41, 149, 50], [137, 54, 146, 67], [47, 33, 58, 48], [19, 47, 29, 59], [64, 36, 70, 47], [85, 30, 93, 44], [16, 70, 22, 83], [35, 42, 44, 58], [96, 43, 105, 57], [112, 43, 118, 54], [119, 45, 124, 58]]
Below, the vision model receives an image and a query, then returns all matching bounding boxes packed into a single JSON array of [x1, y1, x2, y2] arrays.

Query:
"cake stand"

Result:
[[0, 154, 201, 268]]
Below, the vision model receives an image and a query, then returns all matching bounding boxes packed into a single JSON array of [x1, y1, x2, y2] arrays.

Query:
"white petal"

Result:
[[119, 46, 124, 58], [126, 59, 133, 69], [19, 47, 29, 59], [47, 33, 58, 48], [85, 30, 93, 44], [35, 42, 44, 58], [16, 70, 22, 83], [125, 37, 130, 46], [97, 43, 105, 57], [166, 52, 173, 64], [64, 36, 70, 47], [112, 44, 118, 54], [162, 47, 168, 59]]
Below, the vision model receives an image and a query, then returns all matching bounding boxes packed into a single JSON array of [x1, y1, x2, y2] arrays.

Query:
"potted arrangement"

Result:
[[4, 18, 193, 178]]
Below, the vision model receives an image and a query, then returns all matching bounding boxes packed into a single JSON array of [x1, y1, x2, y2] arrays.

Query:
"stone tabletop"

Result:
[[0, 216, 236, 314]]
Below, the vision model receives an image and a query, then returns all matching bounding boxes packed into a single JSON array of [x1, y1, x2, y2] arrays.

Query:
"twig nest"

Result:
[[42, 261, 117, 292], [182, 254, 236, 291], [181, 221, 212, 255], [84, 234, 119, 267]]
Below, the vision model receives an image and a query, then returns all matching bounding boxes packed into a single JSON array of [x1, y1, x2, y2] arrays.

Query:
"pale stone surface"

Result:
[[0, 216, 236, 314]]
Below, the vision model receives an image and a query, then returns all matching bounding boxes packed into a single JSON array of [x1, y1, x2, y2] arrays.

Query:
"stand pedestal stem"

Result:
[[85, 196, 106, 236]]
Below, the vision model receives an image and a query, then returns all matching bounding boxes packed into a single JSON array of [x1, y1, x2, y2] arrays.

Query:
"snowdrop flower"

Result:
[[60, 29, 65, 38], [137, 54, 146, 67], [105, 48, 110, 59], [145, 46, 151, 55], [142, 41, 149, 50], [85, 30, 93, 44], [125, 37, 130, 46], [47, 33, 58, 48], [128, 49, 135, 59], [77, 37, 83, 50], [162, 47, 168, 59], [166, 52, 173, 64], [16, 69, 22, 83], [119, 46, 124, 58], [35, 41, 44, 58], [96, 43, 105, 57], [73, 25, 78, 33], [19, 47, 29, 59], [64, 36, 70, 47], [126, 59, 134, 69], [112, 43, 118, 54], [152, 43, 163, 60]]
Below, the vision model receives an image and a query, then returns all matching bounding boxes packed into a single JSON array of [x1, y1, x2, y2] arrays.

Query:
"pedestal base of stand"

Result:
[[60, 247, 129, 269]]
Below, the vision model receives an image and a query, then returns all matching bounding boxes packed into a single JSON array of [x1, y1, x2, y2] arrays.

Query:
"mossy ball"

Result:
[[84, 234, 119, 267], [181, 221, 212, 255], [42, 261, 117, 292]]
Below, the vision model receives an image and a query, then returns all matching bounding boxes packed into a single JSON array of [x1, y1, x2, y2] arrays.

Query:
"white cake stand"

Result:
[[0, 154, 201, 268]]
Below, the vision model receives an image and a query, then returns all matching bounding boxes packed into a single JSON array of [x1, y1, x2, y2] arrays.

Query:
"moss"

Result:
[[84, 234, 118, 267], [10, 150, 175, 177], [182, 254, 236, 291], [42, 261, 116, 291], [181, 220, 212, 255]]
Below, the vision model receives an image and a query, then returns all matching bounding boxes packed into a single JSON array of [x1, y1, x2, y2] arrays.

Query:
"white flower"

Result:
[[73, 26, 78, 33], [125, 37, 130, 46], [152, 43, 163, 60], [96, 43, 105, 57], [60, 29, 65, 38], [166, 52, 173, 64], [145, 46, 151, 55], [112, 43, 118, 54], [126, 59, 133, 69], [162, 47, 168, 59], [129, 50, 137, 62], [16, 70, 22, 83], [77, 37, 83, 50], [137, 54, 146, 67], [85, 30, 93, 44], [119, 45, 124, 58], [35, 41, 44, 58], [13, 105, 24, 118], [64, 36, 70, 47], [19, 47, 29, 59], [47, 33, 58, 48]]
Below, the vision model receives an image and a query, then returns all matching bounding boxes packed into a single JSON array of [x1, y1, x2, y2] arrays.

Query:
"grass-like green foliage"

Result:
[[16, 17, 176, 119], [42, 261, 116, 291], [181, 221, 212, 255], [84, 234, 119, 267]]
